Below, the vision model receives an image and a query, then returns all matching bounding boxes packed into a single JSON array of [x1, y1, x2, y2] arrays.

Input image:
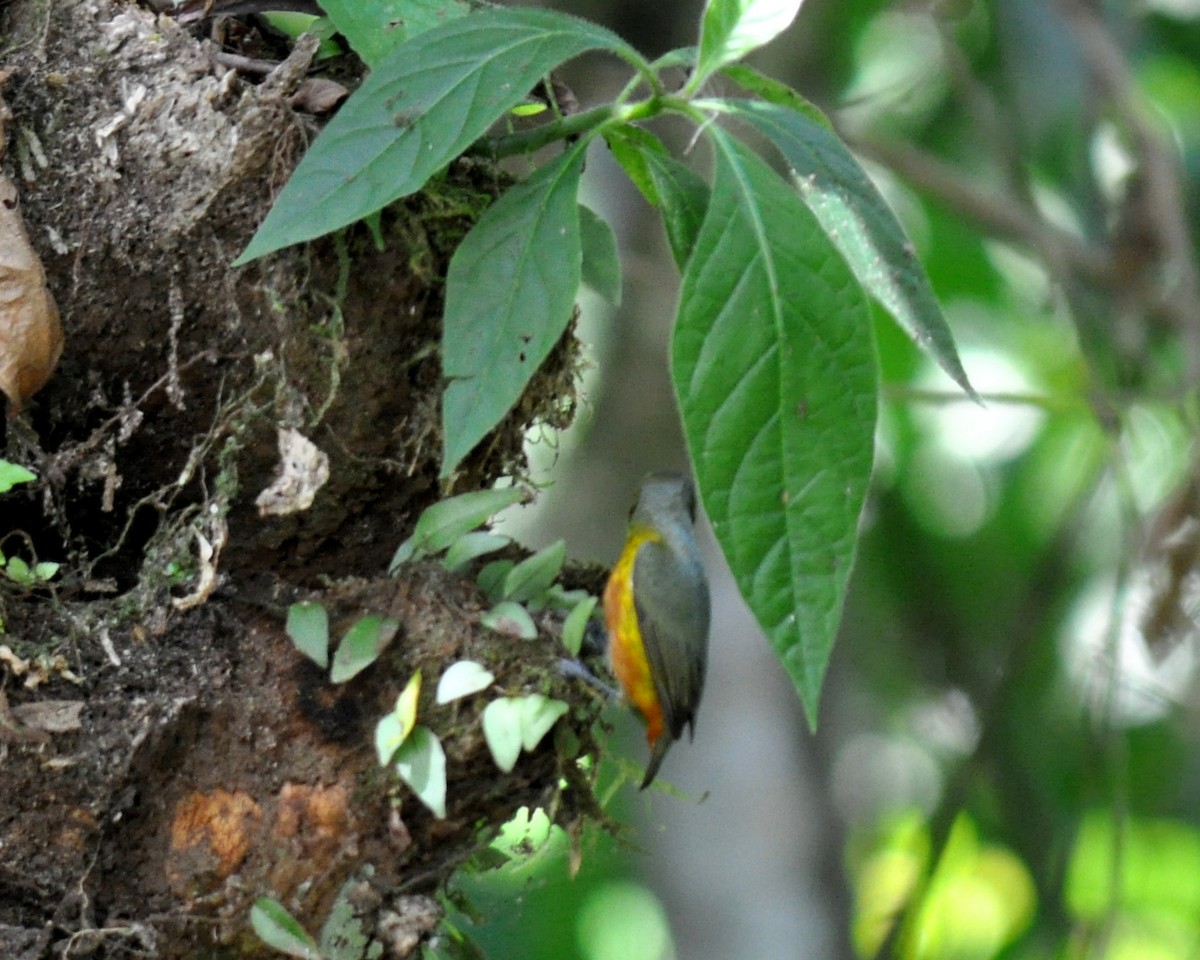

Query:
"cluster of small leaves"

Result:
[[241, 0, 974, 726], [387, 490, 583, 794], [0, 462, 59, 587], [389, 486, 597, 650], [286, 601, 399, 683], [281, 490, 583, 818]]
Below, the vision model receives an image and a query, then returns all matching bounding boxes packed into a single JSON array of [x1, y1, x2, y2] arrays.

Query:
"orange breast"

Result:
[[603, 525, 664, 745]]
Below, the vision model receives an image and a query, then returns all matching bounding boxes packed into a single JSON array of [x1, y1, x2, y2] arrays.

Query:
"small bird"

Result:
[[604, 472, 710, 788]]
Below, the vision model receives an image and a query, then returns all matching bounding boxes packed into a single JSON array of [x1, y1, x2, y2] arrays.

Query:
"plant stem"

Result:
[[480, 100, 661, 159]]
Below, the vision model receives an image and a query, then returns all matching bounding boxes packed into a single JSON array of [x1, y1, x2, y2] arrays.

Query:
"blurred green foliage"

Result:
[[437, 1, 1200, 958]]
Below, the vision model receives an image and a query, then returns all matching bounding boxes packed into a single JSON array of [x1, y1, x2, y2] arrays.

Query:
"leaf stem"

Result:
[[481, 100, 661, 159]]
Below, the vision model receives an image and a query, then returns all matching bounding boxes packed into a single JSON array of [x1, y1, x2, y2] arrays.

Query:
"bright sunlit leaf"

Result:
[[694, 0, 804, 88], [436, 660, 496, 703]]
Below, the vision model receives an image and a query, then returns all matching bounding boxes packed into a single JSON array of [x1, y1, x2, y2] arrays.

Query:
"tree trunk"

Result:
[[0, 3, 596, 956]]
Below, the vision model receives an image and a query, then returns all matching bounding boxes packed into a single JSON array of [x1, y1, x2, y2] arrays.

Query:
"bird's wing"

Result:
[[632, 538, 710, 739]]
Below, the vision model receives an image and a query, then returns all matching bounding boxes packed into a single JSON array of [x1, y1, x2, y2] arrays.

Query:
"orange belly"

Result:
[[603, 526, 663, 745]]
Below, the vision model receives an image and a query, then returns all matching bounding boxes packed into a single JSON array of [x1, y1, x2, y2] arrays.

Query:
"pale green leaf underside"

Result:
[[237, 8, 632, 262], [672, 130, 876, 728], [729, 99, 975, 398]]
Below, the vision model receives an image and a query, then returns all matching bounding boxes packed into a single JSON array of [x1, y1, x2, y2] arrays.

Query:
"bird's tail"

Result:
[[639, 736, 672, 790]]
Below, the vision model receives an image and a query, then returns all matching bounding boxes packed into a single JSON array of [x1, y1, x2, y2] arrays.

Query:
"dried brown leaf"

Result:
[[0, 175, 63, 414]]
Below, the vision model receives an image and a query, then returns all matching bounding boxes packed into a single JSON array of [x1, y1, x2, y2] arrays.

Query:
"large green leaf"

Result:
[[673, 130, 876, 727], [441, 141, 588, 474], [236, 9, 633, 263], [727, 99, 975, 398], [694, 0, 803, 88], [318, 0, 469, 67]]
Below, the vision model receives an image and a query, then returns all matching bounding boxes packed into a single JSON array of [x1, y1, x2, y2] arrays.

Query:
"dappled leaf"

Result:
[[728, 99, 974, 397], [441, 142, 588, 475], [673, 131, 875, 728]]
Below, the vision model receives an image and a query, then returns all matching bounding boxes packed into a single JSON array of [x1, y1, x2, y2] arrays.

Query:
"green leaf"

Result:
[[375, 712, 406, 767], [481, 600, 538, 640], [441, 142, 588, 475], [476, 559, 515, 601], [32, 562, 59, 582], [643, 151, 711, 270], [579, 204, 622, 305], [518, 694, 568, 751], [4, 557, 31, 584], [727, 99, 975, 397], [501, 540, 566, 604], [561, 595, 598, 656], [719, 63, 830, 123], [695, 0, 803, 88], [604, 126, 666, 206], [511, 101, 549, 118], [390, 486, 525, 570], [0, 461, 36, 494], [318, 0, 469, 67], [286, 601, 330, 669], [605, 126, 709, 268], [394, 725, 448, 818], [436, 660, 495, 704], [673, 130, 876, 729], [482, 698, 524, 772], [250, 899, 321, 960], [236, 8, 634, 263], [442, 531, 512, 574], [330, 615, 400, 683]]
